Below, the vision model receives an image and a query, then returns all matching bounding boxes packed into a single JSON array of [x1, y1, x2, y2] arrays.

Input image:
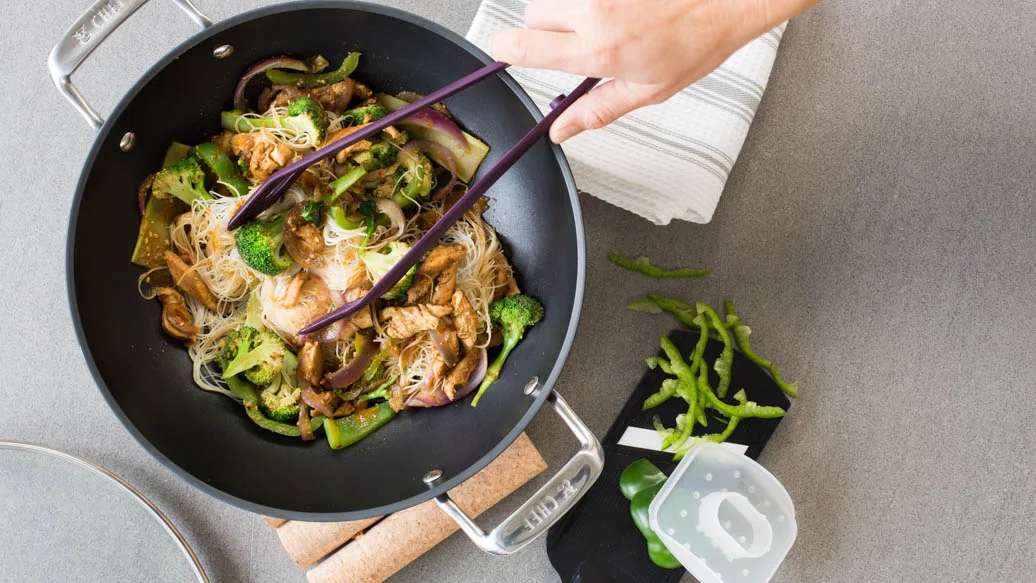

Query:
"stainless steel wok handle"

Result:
[[434, 390, 604, 556], [48, 0, 212, 130]]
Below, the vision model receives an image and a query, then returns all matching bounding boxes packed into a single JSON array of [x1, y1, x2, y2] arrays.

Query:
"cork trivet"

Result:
[[277, 516, 383, 569], [264, 516, 288, 528], [305, 433, 546, 583]]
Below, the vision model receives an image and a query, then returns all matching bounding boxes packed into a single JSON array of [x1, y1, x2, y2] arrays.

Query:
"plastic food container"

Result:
[[648, 443, 796, 583]]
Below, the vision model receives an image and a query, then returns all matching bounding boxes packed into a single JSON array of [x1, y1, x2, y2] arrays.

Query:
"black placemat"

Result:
[[547, 329, 791, 583]]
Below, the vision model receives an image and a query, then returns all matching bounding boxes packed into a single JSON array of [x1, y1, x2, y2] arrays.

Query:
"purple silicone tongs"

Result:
[[227, 61, 599, 335]]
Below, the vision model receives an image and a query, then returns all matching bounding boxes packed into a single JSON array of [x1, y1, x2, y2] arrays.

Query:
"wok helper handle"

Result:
[[49, 0, 213, 129], [432, 390, 604, 555]]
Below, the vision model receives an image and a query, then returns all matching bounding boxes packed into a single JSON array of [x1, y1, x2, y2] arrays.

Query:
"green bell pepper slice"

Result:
[[323, 401, 396, 450], [193, 142, 251, 198], [695, 302, 733, 398], [621, 460, 682, 569], [620, 459, 668, 500], [267, 52, 360, 87], [225, 376, 321, 437], [725, 301, 798, 397], [608, 254, 712, 278]]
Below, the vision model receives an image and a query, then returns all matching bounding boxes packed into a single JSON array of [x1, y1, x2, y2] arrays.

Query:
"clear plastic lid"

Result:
[[648, 443, 796, 583]]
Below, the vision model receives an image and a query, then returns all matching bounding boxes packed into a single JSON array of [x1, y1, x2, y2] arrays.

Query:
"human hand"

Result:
[[490, 0, 820, 142]]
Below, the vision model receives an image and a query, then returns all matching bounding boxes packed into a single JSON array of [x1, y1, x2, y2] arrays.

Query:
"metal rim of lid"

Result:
[[0, 440, 209, 582]]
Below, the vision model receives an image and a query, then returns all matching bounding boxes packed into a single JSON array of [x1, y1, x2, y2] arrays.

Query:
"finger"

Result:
[[490, 29, 586, 71], [550, 80, 662, 143], [524, 0, 578, 31]]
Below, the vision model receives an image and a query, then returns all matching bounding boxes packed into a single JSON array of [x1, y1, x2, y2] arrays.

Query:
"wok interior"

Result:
[[72, 5, 580, 517]]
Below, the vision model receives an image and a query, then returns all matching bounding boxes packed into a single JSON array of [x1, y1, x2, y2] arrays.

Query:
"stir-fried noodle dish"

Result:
[[131, 53, 543, 448]]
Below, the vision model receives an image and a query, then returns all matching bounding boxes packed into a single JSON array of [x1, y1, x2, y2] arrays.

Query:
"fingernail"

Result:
[[551, 123, 579, 144]]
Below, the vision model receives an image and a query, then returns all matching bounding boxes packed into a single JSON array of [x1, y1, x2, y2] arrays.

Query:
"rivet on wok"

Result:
[[523, 377, 541, 396], [213, 44, 234, 59], [119, 132, 136, 152], [422, 469, 443, 485]]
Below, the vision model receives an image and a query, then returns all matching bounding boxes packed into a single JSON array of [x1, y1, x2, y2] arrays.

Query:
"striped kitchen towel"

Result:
[[466, 0, 786, 225]]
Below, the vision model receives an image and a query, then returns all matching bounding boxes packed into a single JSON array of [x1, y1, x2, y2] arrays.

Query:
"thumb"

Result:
[[549, 79, 660, 143]]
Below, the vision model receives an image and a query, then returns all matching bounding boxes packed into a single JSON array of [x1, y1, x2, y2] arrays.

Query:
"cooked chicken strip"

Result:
[[231, 133, 293, 182], [430, 262, 457, 306], [406, 244, 466, 304], [380, 304, 452, 339], [442, 347, 481, 401], [155, 287, 198, 345], [164, 251, 220, 313], [298, 340, 324, 387], [452, 290, 478, 351]]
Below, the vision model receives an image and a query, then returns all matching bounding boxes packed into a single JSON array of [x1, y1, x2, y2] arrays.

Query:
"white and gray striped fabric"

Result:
[[466, 0, 786, 225]]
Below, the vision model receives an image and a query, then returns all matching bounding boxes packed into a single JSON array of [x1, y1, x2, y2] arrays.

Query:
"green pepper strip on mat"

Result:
[[673, 417, 741, 460], [644, 356, 674, 375], [693, 363, 710, 427], [225, 376, 321, 437], [609, 254, 713, 278], [323, 401, 396, 450], [696, 302, 734, 398], [725, 301, 799, 397], [659, 336, 699, 451], [620, 460, 682, 569], [643, 378, 681, 410], [267, 52, 361, 87]]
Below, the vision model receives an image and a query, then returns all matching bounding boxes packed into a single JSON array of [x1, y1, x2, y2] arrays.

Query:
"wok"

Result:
[[51, 0, 602, 553]]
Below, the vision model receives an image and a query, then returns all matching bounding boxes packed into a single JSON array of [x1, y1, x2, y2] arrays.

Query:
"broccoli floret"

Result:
[[359, 241, 417, 300], [221, 97, 330, 145], [151, 157, 211, 206], [217, 326, 288, 386], [343, 104, 387, 125], [258, 376, 301, 422], [352, 141, 397, 171], [284, 97, 330, 142], [390, 151, 433, 207], [471, 295, 545, 406], [234, 214, 294, 275]]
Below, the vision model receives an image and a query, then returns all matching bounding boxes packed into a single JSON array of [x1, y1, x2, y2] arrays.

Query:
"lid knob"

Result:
[[699, 491, 773, 560]]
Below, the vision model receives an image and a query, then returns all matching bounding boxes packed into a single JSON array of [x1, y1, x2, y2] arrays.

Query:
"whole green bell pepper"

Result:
[[620, 459, 681, 569]]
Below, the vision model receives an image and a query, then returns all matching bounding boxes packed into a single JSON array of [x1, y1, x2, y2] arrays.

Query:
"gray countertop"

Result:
[[3, 0, 1034, 581]]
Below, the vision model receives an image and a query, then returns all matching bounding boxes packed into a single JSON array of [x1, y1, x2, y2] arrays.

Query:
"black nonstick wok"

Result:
[[52, 0, 602, 552]]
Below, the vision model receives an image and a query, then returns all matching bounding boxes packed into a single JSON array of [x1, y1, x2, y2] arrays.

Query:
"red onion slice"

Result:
[[325, 338, 378, 388], [301, 384, 337, 418], [374, 198, 406, 238], [400, 109, 469, 153], [401, 140, 457, 200], [234, 57, 307, 112]]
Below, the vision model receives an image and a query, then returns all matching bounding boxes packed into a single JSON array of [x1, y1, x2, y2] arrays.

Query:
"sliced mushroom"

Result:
[[164, 251, 220, 313], [155, 287, 198, 345], [283, 203, 326, 268]]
